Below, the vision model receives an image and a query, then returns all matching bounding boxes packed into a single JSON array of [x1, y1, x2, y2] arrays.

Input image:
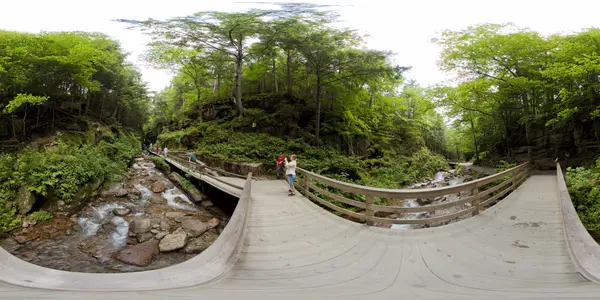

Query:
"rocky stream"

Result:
[[384, 167, 484, 229], [0, 156, 229, 273]]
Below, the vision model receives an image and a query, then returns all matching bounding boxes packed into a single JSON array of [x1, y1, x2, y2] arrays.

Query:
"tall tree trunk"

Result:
[[469, 116, 479, 161], [286, 49, 293, 97], [315, 76, 322, 143], [85, 92, 91, 115], [272, 56, 278, 93], [11, 115, 16, 140], [112, 103, 119, 118], [52, 100, 56, 131], [22, 104, 28, 139], [99, 93, 105, 121], [234, 54, 244, 116]]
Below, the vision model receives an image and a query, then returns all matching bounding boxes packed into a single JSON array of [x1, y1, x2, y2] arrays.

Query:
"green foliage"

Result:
[[2, 94, 48, 114], [566, 158, 600, 232], [0, 30, 149, 140], [495, 160, 516, 172], [151, 156, 170, 172], [435, 24, 600, 161], [0, 126, 140, 232], [29, 210, 53, 222], [180, 177, 194, 191]]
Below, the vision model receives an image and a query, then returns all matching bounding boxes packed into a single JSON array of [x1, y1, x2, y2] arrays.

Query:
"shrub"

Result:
[[29, 210, 53, 222], [495, 160, 516, 172], [151, 156, 170, 172], [566, 158, 600, 232], [0, 125, 140, 232]]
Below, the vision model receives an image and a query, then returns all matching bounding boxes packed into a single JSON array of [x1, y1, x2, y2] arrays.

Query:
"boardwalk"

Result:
[[3, 165, 600, 298]]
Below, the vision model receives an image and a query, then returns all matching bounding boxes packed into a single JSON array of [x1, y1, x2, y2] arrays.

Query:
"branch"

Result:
[[228, 23, 241, 50]]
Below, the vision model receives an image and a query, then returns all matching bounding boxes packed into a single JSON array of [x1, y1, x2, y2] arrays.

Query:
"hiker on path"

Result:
[[276, 152, 285, 179], [189, 152, 197, 162], [163, 147, 169, 157], [157, 147, 161, 155], [285, 154, 297, 195]]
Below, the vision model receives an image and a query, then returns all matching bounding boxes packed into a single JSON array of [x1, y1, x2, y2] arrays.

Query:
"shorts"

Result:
[[287, 174, 296, 186]]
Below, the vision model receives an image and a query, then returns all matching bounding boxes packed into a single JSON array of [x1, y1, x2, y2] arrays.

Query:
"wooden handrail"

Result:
[[557, 163, 600, 283], [296, 162, 531, 226], [297, 162, 528, 199]]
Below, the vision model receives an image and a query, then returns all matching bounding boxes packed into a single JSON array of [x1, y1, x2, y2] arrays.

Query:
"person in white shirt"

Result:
[[284, 154, 297, 195], [163, 147, 168, 158]]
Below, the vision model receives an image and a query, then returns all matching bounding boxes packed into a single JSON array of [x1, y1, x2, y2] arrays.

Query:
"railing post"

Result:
[[303, 172, 309, 194], [365, 195, 374, 226], [471, 188, 480, 216], [512, 172, 518, 190]]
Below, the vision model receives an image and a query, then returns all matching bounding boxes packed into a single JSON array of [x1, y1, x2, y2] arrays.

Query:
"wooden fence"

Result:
[[295, 162, 531, 226]]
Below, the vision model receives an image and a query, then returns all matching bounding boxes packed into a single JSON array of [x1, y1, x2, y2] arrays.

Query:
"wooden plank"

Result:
[[309, 183, 367, 209], [370, 206, 478, 225], [479, 184, 513, 207], [297, 162, 529, 200]]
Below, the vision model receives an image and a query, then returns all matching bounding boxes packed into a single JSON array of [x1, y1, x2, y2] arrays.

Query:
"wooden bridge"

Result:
[[2, 153, 600, 299]]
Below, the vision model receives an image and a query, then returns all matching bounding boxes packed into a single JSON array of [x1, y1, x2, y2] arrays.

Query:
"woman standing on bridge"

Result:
[[285, 155, 297, 196]]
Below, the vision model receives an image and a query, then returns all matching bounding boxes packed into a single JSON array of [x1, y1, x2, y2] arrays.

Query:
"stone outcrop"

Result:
[[183, 232, 219, 254], [130, 218, 152, 234], [40, 177, 105, 214], [114, 239, 159, 266], [158, 228, 187, 252], [151, 181, 167, 193], [16, 186, 36, 215], [181, 219, 209, 238]]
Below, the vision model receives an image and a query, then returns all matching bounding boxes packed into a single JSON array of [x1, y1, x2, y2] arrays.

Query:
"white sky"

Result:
[[2, 0, 600, 92]]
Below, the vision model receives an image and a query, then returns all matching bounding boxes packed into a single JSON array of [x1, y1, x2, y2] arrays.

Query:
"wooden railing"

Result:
[[149, 151, 245, 190], [167, 150, 253, 180], [296, 162, 531, 226]]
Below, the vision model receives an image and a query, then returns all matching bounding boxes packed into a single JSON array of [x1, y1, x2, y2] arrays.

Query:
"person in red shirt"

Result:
[[276, 152, 285, 179]]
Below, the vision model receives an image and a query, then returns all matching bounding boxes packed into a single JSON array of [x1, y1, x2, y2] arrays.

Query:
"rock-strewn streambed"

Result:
[[0, 156, 229, 273], [379, 167, 484, 229]]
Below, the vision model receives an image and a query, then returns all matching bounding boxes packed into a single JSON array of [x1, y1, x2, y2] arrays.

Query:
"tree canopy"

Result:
[[0, 30, 150, 141]]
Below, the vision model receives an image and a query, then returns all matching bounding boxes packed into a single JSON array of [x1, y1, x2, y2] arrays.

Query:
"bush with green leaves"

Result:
[[151, 156, 170, 171], [0, 126, 141, 232], [495, 160, 516, 172], [29, 210, 53, 222], [191, 128, 447, 189], [566, 158, 600, 232]]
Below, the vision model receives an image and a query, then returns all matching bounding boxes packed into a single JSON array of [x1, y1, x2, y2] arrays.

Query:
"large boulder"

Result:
[[40, 177, 105, 214], [159, 220, 171, 232], [200, 200, 214, 207], [151, 181, 167, 193], [136, 232, 154, 243], [158, 230, 187, 252], [16, 186, 36, 215], [183, 232, 219, 254], [151, 194, 165, 204], [181, 219, 209, 238], [113, 208, 131, 217], [206, 218, 220, 229], [115, 189, 129, 198], [130, 218, 152, 234], [168, 173, 183, 186], [165, 211, 186, 222], [114, 239, 159, 266], [185, 188, 204, 203]]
